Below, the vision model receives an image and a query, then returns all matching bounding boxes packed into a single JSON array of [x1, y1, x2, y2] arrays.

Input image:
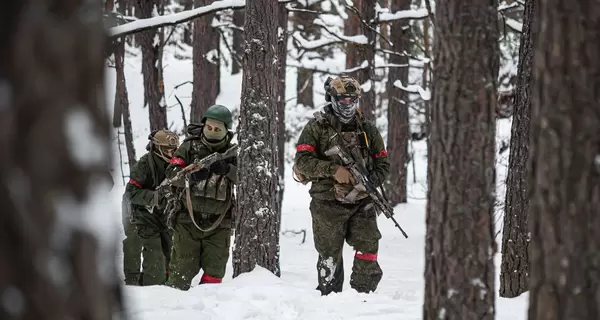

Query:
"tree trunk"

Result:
[[231, 9, 244, 75], [499, 0, 537, 299], [0, 1, 125, 319], [344, 2, 360, 73], [114, 38, 137, 168], [137, 0, 168, 131], [189, 0, 220, 123], [348, 0, 376, 121], [232, 0, 281, 278], [423, 0, 499, 318], [385, 0, 411, 206], [294, 1, 320, 109], [276, 3, 288, 216], [182, 0, 193, 46], [527, 0, 600, 318]]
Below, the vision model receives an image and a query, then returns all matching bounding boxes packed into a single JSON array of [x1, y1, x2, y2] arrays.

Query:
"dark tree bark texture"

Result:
[[385, 0, 411, 206], [527, 0, 600, 318], [232, 0, 281, 278], [276, 3, 288, 216], [499, 0, 537, 299], [114, 39, 137, 167], [0, 1, 125, 319], [345, 0, 376, 121], [231, 9, 244, 75], [423, 0, 499, 319], [190, 0, 220, 123], [136, 0, 168, 131]]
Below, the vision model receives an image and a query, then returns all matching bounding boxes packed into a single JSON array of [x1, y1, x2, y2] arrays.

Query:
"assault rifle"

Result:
[[324, 145, 408, 239], [155, 144, 239, 227]]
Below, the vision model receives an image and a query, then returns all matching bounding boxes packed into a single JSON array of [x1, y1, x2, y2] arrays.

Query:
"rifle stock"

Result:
[[325, 145, 409, 239]]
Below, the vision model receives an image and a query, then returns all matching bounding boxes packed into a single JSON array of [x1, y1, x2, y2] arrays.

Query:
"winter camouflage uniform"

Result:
[[294, 76, 390, 295], [165, 105, 237, 290], [125, 129, 180, 286], [121, 193, 143, 285]]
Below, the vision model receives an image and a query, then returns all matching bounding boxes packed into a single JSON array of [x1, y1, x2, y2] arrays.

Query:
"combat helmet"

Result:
[[148, 129, 179, 161], [324, 76, 361, 123], [202, 104, 233, 130]]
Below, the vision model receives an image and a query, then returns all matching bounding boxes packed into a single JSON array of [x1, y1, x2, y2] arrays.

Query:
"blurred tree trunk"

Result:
[[232, 0, 281, 278], [190, 0, 220, 123], [136, 0, 168, 131], [0, 1, 126, 319], [385, 0, 411, 205], [422, 0, 499, 318], [527, 0, 600, 318], [499, 0, 537, 299]]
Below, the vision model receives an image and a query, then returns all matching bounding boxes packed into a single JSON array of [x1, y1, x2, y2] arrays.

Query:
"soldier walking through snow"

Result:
[[125, 129, 180, 285], [293, 76, 390, 295], [165, 105, 238, 290]]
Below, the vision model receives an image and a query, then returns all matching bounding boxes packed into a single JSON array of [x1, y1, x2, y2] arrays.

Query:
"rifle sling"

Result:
[[184, 174, 227, 233]]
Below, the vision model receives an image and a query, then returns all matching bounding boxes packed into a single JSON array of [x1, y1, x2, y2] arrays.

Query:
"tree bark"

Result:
[[527, 0, 600, 318], [114, 38, 137, 168], [276, 3, 288, 217], [0, 1, 125, 319], [190, 0, 220, 123], [347, 0, 376, 121], [499, 0, 537, 299], [232, 0, 281, 278], [422, 0, 499, 318], [231, 9, 244, 75], [294, 1, 320, 108], [385, 0, 411, 206], [137, 0, 168, 131]]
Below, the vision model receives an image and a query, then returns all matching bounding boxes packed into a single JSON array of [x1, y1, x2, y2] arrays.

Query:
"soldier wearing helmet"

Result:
[[165, 104, 237, 290], [293, 75, 390, 295], [125, 129, 180, 286]]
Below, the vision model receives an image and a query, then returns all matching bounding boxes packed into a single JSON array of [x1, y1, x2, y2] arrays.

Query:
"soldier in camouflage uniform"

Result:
[[165, 104, 237, 290], [293, 76, 390, 295], [125, 129, 180, 286]]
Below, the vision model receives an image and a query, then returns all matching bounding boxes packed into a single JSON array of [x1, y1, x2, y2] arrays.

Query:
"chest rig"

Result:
[[189, 139, 232, 202]]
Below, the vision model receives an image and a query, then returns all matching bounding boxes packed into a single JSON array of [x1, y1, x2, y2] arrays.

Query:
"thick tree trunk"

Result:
[[190, 0, 220, 123], [276, 3, 288, 216], [527, 0, 600, 318], [385, 0, 411, 206], [232, 0, 281, 278], [344, 0, 376, 121], [499, 0, 537, 299], [231, 9, 244, 75], [137, 0, 168, 131], [0, 1, 125, 319], [422, 0, 499, 319]]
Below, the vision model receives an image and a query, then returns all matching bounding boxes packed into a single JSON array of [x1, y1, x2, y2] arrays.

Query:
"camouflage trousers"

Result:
[[310, 198, 383, 295], [122, 214, 143, 286], [166, 222, 232, 291], [136, 224, 172, 286]]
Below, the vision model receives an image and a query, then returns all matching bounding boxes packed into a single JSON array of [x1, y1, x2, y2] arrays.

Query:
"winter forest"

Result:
[[0, 0, 599, 319]]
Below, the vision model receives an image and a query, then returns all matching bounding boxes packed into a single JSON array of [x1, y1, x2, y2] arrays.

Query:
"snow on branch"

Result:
[[504, 17, 522, 33], [292, 32, 343, 51], [108, 0, 294, 38], [393, 80, 431, 101], [313, 18, 368, 44], [375, 8, 429, 23]]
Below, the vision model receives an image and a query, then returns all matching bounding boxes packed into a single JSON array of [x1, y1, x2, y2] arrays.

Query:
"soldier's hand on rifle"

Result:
[[190, 168, 210, 181], [209, 160, 230, 175], [332, 165, 356, 185], [151, 190, 168, 209]]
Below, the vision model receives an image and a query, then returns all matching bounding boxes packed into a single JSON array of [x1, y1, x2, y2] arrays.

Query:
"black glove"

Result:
[[190, 168, 211, 181], [209, 160, 230, 175]]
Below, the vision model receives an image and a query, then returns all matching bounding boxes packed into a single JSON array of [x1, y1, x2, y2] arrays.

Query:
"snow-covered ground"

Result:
[[104, 43, 527, 319]]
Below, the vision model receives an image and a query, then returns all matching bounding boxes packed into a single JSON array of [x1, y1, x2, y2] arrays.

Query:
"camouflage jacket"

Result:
[[294, 105, 390, 201], [124, 152, 169, 228], [166, 136, 237, 228]]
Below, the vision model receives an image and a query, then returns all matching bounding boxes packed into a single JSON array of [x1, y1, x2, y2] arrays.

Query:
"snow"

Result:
[[377, 8, 429, 23], [393, 80, 431, 101], [505, 18, 523, 33], [102, 32, 527, 319]]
